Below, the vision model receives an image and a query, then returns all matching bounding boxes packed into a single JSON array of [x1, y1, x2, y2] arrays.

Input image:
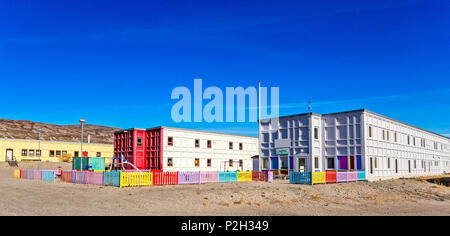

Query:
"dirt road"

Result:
[[1, 162, 449, 216]]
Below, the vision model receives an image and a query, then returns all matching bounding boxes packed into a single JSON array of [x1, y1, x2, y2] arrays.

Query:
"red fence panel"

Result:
[[251, 171, 268, 181], [61, 171, 74, 183], [326, 171, 337, 183], [153, 171, 178, 186]]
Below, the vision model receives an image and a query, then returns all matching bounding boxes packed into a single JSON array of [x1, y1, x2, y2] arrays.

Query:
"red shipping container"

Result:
[[326, 170, 337, 183], [153, 171, 178, 186]]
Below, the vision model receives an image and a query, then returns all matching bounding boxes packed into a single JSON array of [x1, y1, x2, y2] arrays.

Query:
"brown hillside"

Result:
[[0, 118, 121, 144]]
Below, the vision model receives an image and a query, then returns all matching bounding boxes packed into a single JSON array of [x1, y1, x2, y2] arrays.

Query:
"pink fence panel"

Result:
[[178, 171, 200, 185], [347, 171, 358, 182], [268, 171, 273, 183], [337, 171, 348, 183], [200, 171, 219, 184], [86, 172, 104, 186], [73, 171, 87, 184]]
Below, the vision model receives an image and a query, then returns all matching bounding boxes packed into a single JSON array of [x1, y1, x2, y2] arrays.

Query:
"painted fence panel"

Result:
[[120, 172, 153, 187], [178, 172, 200, 185], [29, 170, 42, 180], [252, 171, 267, 182], [26, 170, 34, 179], [237, 171, 252, 182], [153, 172, 178, 186], [73, 171, 87, 184], [13, 169, 21, 178], [219, 172, 238, 183], [199, 171, 219, 184], [268, 171, 273, 183], [290, 172, 311, 184], [325, 171, 337, 183], [347, 171, 358, 182], [357, 171, 366, 181], [337, 171, 348, 183], [20, 169, 27, 179], [104, 172, 121, 187], [312, 172, 326, 185], [86, 172, 104, 186], [42, 171, 56, 182], [61, 171, 74, 183]]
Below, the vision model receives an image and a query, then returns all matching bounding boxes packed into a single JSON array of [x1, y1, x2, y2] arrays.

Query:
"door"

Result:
[[408, 160, 411, 173], [369, 157, 373, 174], [395, 159, 398, 173], [349, 156, 355, 170], [6, 149, 13, 161], [298, 158, 306, 172]]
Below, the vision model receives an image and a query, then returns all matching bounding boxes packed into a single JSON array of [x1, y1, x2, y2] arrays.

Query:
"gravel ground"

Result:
[[1, 162, 449, 216]]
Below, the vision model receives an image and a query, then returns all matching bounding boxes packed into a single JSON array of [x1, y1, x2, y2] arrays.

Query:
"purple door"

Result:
[[338, 156, 348, 170]]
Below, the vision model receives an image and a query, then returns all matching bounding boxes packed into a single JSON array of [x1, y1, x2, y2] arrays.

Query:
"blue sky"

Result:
[[0, 0, 449, 137]]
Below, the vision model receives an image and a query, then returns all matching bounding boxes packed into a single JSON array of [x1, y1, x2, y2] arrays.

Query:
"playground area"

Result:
[[1, 162, 449, 216]]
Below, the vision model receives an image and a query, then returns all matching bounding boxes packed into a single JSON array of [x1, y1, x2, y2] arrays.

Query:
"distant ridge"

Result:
[[0, 118, 121, 144]]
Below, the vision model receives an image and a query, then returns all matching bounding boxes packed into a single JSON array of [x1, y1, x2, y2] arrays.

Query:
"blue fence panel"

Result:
[[42, 171, 55, 182], [357, 171, 366, 181], [104, 172, 121, 187], [219, 172, 238, 183], [289, 172, 312, 184]]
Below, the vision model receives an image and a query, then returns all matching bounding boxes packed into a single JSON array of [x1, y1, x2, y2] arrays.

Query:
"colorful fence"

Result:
[[347, 171, 358, 182], [326, 171, 337, 183], [312, 172, 326, 185], [268, 171, 273, 183], [61, 170, 74, 183], [237, 171, 252, 182], [178, 171, 200, 185], [104, 172, 121, 187], [357, 171, 366, 181], [199, 171, 219, 184], [16, 169, 275, 187], [337, 171, 348, 183], [290, 172, 311, 184], [13, 169, 21, 179], [42, 171, 56, 182], [252, 171, 268, 181], [153, 171, 178, 186], [219, 172, 238, 183], [86, 172, 104, 186], [120, 172, 153, 187], [73, 171, 87, 184]]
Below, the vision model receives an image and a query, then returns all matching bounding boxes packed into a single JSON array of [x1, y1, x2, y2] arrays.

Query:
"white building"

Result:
[[259, 109, 450, 181], [115, 127, 258, 172]]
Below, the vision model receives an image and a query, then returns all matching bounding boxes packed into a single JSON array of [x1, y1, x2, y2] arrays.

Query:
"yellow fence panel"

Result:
[[311, 172, 326, 185], [120, 172, 153, 188], [13, 169, 21, 178], [237, 171, 252, 182]]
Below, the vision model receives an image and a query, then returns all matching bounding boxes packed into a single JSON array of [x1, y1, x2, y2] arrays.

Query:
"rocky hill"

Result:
[[0, 118, 121, 144]]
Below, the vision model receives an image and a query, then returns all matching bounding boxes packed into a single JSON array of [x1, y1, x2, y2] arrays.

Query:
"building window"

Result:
[[74, 151, 79, 157], [49, 150, 55, 157], [314, 157, 319, 169], [56, 151, 61, 157], [239, 143, 243, 150], [263, 158, 269, 169], [207, 158, 212, 167], [137, 137, 143, 147], [36, 150, 41, 157], [21, 149, 27, 156], [62, 151, 67, 156], [414, 160, 417, 169], [229, 142, 233, 150], [382, 130, 385, 140], [195, 158, 200, 167], [239, 160, 243, 168], [413, 137, 416, 146], [374, 158, 378, 169], [207, 140, 212, 148], [388, 158, 391, 169], [386, 131, 390, 141], [369, 126, 372, 138], [394, 132, 398, 142], [96, 152, 101, 157], [314, 127, 319, 139], [229, 159, 233, 167], [168, 137, 173, 146], [167, 158, 173, 167], [195, 139, 200, 148], [407, 136, 410, 145], [327, 158, 335, 169], [29, 150, 34, 157]]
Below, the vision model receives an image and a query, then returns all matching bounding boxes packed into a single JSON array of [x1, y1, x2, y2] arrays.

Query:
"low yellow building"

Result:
[[0, 138, 114, 163]]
